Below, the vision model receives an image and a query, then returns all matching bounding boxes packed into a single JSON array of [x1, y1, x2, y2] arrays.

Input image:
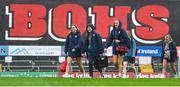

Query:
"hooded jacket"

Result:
[[105, 20, 130, 49], [84, 24, 104, 56], [64, 30, 83, 55], [161, 40, 177, 61]]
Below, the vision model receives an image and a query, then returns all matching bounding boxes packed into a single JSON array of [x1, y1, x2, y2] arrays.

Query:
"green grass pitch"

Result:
[[0, 78, 180, 86]]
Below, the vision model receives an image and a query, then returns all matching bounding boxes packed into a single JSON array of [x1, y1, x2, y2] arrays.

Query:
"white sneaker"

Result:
[[122, 74, 128, 78], [118, 73, 122, 78], [160, 74, 166, 78], [82, 72, 86, 78], [99, 73, 105, 78], [62, 73, 69, 78], [134, 74, 137, 78], [173, 74, 178, 78]]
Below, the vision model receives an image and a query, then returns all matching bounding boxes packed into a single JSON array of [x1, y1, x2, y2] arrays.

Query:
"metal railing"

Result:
[[2, 66, 59, 72], [1, 65, 140, 73]]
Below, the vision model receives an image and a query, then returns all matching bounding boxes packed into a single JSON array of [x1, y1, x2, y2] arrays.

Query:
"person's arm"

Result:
[[170, 42, 177, 53], [83, 37, 88, 53], [74, 34, 83, 50], [161, 42, 165, 59], [132, 39, 136, 56], [133, 39, 137, 50], [96, 34, 104, 54], [105, 31, 113, 48], [120, 29, 131, 48], [120, 29, 130, 43], [64, 35, 69, 54]]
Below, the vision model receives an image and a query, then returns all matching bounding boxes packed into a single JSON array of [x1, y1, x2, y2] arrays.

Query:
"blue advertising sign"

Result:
[[137, 46, 162, 56], [0, 46, 8, 56]]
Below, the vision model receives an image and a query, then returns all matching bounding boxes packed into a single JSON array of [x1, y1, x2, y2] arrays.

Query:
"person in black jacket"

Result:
[[161, 34, 178, 78], [63, 24, 85, 78], [84, 24, 104, 78], [104, 20, 130, 77]]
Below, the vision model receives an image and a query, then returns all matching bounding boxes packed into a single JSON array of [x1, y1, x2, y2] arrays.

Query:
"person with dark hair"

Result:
[[122, 33, 137, 78], [104, 20, 130, 77], [63, 24, 85, 78], [161, 34, 178, 78], [84, 24, 104, 78]]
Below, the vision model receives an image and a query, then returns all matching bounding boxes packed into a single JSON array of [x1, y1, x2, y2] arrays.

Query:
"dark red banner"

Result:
[[0, 0, 179, 46]]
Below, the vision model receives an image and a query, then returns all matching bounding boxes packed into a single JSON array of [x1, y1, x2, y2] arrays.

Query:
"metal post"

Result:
[[178, 57, 180, 78], [38, 66, 40, 72]]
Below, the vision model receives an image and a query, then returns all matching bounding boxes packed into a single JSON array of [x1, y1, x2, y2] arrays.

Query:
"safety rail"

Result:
[[1, 65, 140, 73]]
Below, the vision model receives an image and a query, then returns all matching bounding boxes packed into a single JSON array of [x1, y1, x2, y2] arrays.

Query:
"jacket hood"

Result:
[[86, 23, 95, 32], [71, 29, 81, 35], [113, 20, 122, 29]]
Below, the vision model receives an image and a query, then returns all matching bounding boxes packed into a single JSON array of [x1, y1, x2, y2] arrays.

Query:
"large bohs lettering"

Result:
[[5, 4, 169, 44]]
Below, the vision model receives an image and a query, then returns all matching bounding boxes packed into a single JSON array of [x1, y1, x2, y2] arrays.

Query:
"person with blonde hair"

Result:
[[161, 34, 178, 78], [104, 20, 130, 77]]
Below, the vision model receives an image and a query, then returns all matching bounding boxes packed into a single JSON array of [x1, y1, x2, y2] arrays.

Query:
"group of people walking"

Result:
[[62, 19, 178, 78]]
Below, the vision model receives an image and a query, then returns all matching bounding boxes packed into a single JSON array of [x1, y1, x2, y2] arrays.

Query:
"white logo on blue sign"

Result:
[[137, 46, 162, 56], [0, 46, 8, 56]]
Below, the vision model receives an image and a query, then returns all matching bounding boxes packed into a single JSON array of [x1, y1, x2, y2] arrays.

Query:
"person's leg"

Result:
[[122, 61, 128, 78], [123, 61, 128, 74], [130, 63, 137, 78], [130, 64, 136, 72], [170, 62, 177, 75], [118, 54, 123, 76], [76, 57, 85, 73], [113, 55, 118, 69], [162, 59, 167, 75], [88, 53, 94, 77], [130, 57, 136, 73], [64, 56, 72, 76], [123, 56, 129, 75]]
